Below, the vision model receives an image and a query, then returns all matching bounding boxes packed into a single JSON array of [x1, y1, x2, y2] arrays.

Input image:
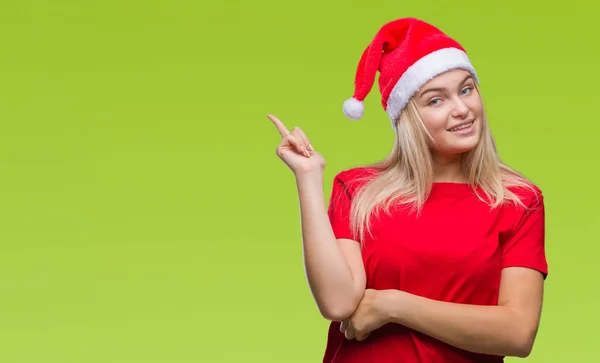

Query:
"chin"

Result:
[[449, 134, 481, 154], [440, 140, 480, 155], [453, 146, 478, 154]]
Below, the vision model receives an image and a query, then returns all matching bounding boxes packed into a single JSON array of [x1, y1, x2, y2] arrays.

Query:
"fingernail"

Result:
[[309, 144, 314, 151]]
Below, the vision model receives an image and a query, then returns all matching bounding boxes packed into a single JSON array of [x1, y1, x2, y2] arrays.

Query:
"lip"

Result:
[[447, 119, 475, 132]]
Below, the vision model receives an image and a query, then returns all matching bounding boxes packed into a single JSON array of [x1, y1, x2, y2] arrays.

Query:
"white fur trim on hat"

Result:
[[385, 47, 479, 129]]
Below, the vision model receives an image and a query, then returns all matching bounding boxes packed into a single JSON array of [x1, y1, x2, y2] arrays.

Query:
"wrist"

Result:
[[295, 169, 324, 184], [382, 289, 410, 325]]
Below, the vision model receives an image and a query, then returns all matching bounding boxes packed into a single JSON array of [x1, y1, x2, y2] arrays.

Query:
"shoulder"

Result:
[[333, 166, 380, 191], [334, 165, 380, 181], [329, 166, 380, 203], [506, 182, 544, 209], [500, 183, 545, 232]]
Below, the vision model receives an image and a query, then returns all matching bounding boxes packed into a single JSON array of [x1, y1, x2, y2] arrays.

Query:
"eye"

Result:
[[461, 86, 472, 95], [428, 97, 442, 106]]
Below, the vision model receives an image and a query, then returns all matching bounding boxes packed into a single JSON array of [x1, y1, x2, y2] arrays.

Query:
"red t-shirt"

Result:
[[323, 167, 548, 363]]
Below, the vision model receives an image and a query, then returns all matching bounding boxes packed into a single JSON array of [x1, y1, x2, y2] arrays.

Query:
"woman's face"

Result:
[[413, 69, 484, 157]]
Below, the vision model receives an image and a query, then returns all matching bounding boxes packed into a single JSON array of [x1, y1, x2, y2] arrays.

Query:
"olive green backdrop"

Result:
[[0, 0, 596, 362]]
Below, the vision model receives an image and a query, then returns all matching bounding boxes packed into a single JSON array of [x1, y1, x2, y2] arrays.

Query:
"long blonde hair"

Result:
[[347, 85, 536, 242]]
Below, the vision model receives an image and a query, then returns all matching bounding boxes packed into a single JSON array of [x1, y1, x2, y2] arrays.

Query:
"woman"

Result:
[[268, 18, 548, 363]]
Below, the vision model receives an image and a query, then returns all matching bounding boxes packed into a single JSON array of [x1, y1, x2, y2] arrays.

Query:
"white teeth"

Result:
[[449, 121, 473, 132]]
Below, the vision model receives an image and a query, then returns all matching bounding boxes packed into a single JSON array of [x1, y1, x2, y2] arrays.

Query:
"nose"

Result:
[[450, 97, 470, 119]]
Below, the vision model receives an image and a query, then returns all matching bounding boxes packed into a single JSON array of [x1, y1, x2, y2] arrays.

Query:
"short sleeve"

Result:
[[327, 173, 354, 240], [501, 190, 548, 278]]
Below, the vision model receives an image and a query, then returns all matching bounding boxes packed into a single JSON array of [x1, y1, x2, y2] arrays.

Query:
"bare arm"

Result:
[[296, 171, 366, 321], [384, 267, 544, 357], [267, 114, 365, 322]]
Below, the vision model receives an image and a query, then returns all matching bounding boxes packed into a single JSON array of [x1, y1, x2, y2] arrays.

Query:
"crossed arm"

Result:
[[337, 239, 545, 358]]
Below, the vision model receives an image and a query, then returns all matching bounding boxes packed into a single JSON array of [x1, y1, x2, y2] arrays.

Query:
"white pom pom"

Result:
[[342, 97, 364, 120]]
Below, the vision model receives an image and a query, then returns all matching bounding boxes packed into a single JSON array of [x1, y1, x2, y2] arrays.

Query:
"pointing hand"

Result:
[[268, 114, 326, 176]]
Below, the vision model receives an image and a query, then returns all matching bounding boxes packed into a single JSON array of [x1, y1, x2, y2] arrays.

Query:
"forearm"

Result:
[[296, 172, 361, 320], [386, 291, 536, 357]]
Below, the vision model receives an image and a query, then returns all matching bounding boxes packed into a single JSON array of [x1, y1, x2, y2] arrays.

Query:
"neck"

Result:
[[431, 152, 466, 183]]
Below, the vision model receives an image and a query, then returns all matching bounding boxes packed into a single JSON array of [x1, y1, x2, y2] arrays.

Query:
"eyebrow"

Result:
[[418, 74, 474, 99]]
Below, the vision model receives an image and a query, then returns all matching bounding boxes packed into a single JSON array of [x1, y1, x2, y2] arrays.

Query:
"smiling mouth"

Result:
[[448, 120, 474, 132]]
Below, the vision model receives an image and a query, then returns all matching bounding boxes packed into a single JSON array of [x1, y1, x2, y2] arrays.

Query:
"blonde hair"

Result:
[[347, 85, 536, 242]]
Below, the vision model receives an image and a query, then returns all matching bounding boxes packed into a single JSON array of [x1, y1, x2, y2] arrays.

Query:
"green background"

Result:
[[0, 0, 596, 362]]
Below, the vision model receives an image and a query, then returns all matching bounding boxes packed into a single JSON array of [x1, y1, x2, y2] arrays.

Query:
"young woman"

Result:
[[268, 18, 548, 363]]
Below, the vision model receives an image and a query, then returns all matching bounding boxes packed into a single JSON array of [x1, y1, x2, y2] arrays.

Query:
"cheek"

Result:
[[467, 96, 484, 116], [421, 113, 448, 135]]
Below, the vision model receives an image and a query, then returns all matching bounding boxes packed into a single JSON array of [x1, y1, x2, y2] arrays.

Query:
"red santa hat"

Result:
[[342, 18, 479, 128]]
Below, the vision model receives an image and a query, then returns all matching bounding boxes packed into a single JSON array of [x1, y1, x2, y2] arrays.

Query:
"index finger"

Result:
[[267, 114, 290, 137]]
